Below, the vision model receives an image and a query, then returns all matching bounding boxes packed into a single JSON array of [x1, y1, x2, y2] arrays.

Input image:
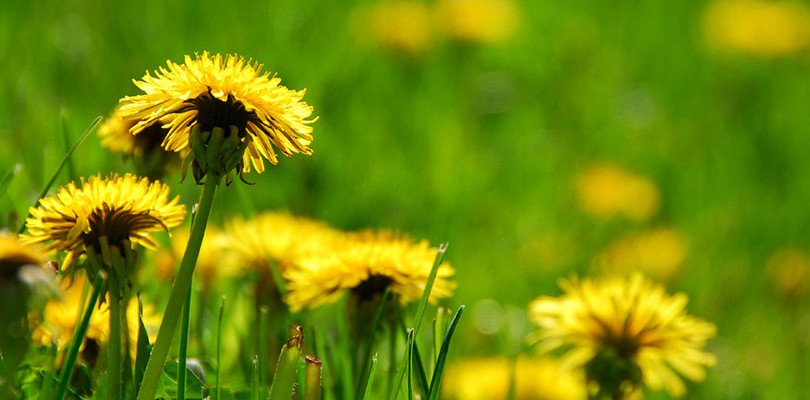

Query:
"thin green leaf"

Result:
[[411, 244, 447, 336], [60, 114, 77, 182], [361, 354, 378, 400], [427, 305, 465, 400], [411, 340, 430, 396], [304, 356, 322, 400], [134, 295, 152, 394], [216, 297, 226, 400], [406, 329, 415, 400], [17, 116, 100, 234]]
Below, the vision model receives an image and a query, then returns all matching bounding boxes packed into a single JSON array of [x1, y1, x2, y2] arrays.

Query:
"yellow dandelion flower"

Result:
[[703, 0, 810, 57], [436, 0, 520, 44], [593, 228, 687, 282], [284, 230, 455, 312], [222, 211, 340, 273], [0, 234, 50, 283], [119, 51, 316, 178], [33, 275, 160, 358], [22, 174, 186, 271], [576, 164, 660, 223], [97, 106, 182, 178], [766, 247, 810, 299], [442, 356, 586, 400], [528, 273, 717, 398], [351, 1, 434, 56]]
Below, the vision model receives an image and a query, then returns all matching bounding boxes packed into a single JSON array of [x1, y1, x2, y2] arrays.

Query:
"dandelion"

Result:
[[576, 164, 660, 223], [766, 247, 810, 299], [442, 356, 586, 400], [119, 51, 316, 182], [351, 1, 434, 56], [284, 230, 455, 312], [436, 0, 520, 44], [21, 173, 186, 274], [528, 273, 716, 398], [703, 0, 810, 57], [593, 228, 687, 282], [97, 106, 181, 179], [222, 211, 340, 273]]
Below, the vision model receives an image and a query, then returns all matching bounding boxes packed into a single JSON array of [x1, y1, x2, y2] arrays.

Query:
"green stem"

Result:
[[137, 175, 220, 400], [108, 273, 123, 400], [177, 280, 193, 400], [54, 272, 105, 400]]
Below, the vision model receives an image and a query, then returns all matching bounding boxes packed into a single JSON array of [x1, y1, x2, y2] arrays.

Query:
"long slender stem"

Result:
[[177, 280, 193, 400], [137, 176, 220, 400], [108, 273, 123, 400], [54, 272, 105, 400]]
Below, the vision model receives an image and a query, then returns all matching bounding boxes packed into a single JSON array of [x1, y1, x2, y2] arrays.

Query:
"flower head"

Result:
[[528, 273, 716, 398], [576, 163, 660, 223], [222, 211, 340, 274], [593, 228, 687, 282], [442, 356, 586, 400], [284, 230, 455, 311], [119, 52, 316, 180], [97, 106, 182, 179], [351, 1, 435, 56], [0, 234, 49, 284], [436, 0, 520, 44], [22, 174, 186, 272], [703, 0, 810, 57]]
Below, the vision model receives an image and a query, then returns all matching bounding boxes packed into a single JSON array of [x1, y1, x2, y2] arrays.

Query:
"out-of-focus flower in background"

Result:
[[766, 247, 810, 299], [351, 1, 435, 56], [576, 163, 660, 223], [593, 228, 687, 282], [703, 0, 810, 57], [435, 0, 520, 44], [442, 356, 586, 400]]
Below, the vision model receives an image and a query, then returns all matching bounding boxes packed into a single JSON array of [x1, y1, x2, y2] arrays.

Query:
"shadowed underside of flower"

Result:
[[21, 174, 186, 272], [283, 230, 456, 312], [118, 51, 316, 179], [528, 273, 717, 398]]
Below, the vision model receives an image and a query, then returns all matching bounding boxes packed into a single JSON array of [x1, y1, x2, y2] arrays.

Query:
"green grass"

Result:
[[3, 0, 810, 398]]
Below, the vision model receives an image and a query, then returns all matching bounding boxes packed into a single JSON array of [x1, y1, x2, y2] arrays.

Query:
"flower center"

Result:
[[192, 94, 252, 136], [352, 274, 394, 300], [82, 204, 163, 253]]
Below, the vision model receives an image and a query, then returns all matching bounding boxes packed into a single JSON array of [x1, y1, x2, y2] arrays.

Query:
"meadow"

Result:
[[2, 0, 810, 398]]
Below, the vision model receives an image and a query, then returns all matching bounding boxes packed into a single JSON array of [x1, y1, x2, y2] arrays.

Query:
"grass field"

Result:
[[2, 0, 810, 398]]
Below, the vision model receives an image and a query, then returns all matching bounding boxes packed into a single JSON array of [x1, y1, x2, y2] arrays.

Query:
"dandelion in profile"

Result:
[[528, 273, 716, 399], [22, 173, 186, 273], [119, 51, 316, 182], [97, 106, 181, 179], [284, 230, 455, 312]]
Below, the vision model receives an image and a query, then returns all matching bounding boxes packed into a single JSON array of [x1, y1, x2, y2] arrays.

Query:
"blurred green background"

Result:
[[3, 0, 810, 398]]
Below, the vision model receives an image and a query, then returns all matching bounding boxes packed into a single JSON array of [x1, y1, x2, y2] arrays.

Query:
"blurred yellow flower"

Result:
[[284, 230, 455, 311], [32, 276, 160, 357], [97, 106, 182, 178], [351, 1, 434, 56], [222, 211, 340, 273], [528, 273, 717, 398], [0, 234, 49, 282], [442, 356, 586, 400], [703, 0, 810, 57], [21, 174, 186, 271], [576, 164, 660, 223], [119, 52, 315, 175], [436, 0, 520, 44], [766, 247, 810, 299], [593, 228, 687, 282]]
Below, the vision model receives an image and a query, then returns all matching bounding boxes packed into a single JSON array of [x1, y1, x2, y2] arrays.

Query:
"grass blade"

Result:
[[361, 354, 378, 400], [134, 295, 152, 395], [355, 288, 390, 399], [411, 244, 447, 336], [216, 297, 225, 400], [268, 327, 303, 400], [406, 329, 415, 400], [427, 305, 465, 400], [17, 116, 100, 234], [304, 356, 322, 400]]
